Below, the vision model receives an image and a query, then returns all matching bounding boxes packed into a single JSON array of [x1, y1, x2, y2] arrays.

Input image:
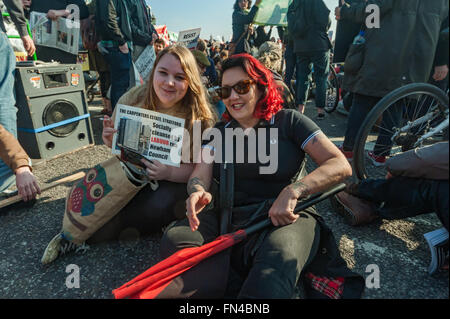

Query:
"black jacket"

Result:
[[341, 0, 449, 98], [434, 16, 449, 68], [232, 5, 259, 54], [1, 0, 28, 36], [126, 0, 157, 46], [96, 0, 132, 46], [333, 0, 365, 63], [288, 0, 332, 53]]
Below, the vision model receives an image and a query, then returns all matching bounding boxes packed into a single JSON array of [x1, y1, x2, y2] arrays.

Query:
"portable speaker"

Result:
[[14, 62, 94, 160]]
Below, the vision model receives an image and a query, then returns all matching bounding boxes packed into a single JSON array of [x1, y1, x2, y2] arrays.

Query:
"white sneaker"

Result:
[[41, 233, 89, 265]]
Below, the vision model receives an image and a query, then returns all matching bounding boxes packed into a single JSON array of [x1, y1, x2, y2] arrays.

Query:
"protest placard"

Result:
[[155, 25, 171, 46], [177, 28, 201, 49], [134, 45, 157, 82], [111, 104, 185, 167], [253, 0, 293, 27], [30, 11, 80, 55]]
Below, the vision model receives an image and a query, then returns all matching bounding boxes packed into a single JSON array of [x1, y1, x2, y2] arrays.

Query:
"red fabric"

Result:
[[112, 230, 247, 299], [305, 272, 345, 299]]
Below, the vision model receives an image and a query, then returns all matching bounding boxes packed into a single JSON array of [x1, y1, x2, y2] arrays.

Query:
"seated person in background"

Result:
[[196, 39, 218, 86], [332, 142, 448, 230], [192, 49, 226, 118], [332, 142, 449, 273], [0, 124, 41, 202], [257, 41, 296, 109]]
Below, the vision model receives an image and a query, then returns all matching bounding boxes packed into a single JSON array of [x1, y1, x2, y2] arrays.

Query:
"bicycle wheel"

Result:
[[353, 83, 449, 180], [324, 67, 340, 113]]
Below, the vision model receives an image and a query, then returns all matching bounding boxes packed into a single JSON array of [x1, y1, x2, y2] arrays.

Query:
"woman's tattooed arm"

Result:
[[187, 177, 208, 195], [289, 180, 311, 199]]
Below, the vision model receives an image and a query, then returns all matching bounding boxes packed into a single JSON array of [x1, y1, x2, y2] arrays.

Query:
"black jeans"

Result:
[[343, 93, 403, 156], [353, 177, 449, 231], [87, 181, 187, 244], [295, 50, 330, 108], [160, 205, 320, 299]]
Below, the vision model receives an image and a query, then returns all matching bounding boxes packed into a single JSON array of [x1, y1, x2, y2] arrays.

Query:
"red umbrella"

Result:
[[112, 183, 346, 299]]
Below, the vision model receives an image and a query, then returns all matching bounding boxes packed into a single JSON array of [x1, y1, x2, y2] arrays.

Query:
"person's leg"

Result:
[[342, 94, 380, 152], [88, 181, 187, 243], [0, 32, 19, 193], [373, 100, 403, 157], [283, 44, 296, 92], [158, 207, 230, 298], [237, 212, 320, 299], [311, 50, 330, 117], [433, 180, 449, 231], [352, 177, 449, 230], [295, 53, 312, 114], [104, 48, 131, 111]]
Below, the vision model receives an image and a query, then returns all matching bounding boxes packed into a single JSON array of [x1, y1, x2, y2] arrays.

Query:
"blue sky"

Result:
[[148, 0, 337, 41]]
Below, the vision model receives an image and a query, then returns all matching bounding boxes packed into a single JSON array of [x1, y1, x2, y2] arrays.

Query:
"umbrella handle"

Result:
[[243, 183, 346, 236]]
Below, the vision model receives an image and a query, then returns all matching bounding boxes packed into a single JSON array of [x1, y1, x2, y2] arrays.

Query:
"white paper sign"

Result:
[[134, 45, 157, 82], [30, 11, 80, 55], [112, 104, 185, 167], [177, 28, 201, 49]]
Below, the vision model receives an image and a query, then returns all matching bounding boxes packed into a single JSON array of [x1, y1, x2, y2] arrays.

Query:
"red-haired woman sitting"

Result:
[[159, 54, 364, 299]]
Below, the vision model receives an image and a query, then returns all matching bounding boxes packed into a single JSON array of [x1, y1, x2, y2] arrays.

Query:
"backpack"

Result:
[[80, 14, 100, 51]]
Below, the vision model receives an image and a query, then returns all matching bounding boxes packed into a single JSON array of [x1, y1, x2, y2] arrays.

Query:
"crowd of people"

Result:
[[0, 0, 448, 299]]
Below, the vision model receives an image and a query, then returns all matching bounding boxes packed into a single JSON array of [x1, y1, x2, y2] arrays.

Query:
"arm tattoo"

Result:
[[187, 177, 207, 195], [290, 180, 311, 199]]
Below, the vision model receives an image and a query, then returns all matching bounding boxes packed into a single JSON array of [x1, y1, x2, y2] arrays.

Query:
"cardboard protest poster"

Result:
[[253, 0, 293, 27], [112, 104, 185, 167], [135, 45, 157, 81], [177, 28, 201, 50], [30, 11, 80, 55]]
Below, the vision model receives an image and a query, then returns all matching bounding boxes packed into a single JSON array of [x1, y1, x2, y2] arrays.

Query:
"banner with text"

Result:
[[112, 104, 185, 167], [177, 28, 201, 50]]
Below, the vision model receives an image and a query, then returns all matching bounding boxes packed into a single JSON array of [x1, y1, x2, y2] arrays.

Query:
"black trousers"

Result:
[[87, 181, 187, 244], [353, 177, 449, 231], [160, 205, 321, 299]]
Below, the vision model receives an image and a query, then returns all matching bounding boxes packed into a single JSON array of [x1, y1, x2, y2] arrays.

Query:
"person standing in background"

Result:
[[29, 0, 89, 63], [95, 0, 133, 111], [230, 0, 261, 55], [0, 0, 35, 195]]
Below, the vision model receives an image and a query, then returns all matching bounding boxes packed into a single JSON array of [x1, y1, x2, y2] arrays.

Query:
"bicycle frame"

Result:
[[391, 108, 449, 148]]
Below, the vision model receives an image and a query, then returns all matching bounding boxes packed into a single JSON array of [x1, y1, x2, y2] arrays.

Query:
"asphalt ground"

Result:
[[0, 97, 448, 299]]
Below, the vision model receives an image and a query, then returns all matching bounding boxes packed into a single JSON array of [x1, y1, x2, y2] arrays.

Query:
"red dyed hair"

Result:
[[220, 53, 284, 122]]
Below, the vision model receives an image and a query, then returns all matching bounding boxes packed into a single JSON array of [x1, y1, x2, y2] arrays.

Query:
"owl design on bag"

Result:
[[67, 166, 113, 217]]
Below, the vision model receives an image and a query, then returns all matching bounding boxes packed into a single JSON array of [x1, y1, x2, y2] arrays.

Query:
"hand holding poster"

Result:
[[29, 11, 80, 55], [177, 28, 201, 49], [253, 0, 293, 27], [111, 104, 185, 167]]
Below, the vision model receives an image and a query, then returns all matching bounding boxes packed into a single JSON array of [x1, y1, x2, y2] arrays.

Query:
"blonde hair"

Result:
[[141, 45, 217, 161]]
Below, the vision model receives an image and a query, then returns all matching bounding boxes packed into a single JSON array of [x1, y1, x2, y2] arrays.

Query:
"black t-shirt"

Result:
[[203, 109, 321, 205]]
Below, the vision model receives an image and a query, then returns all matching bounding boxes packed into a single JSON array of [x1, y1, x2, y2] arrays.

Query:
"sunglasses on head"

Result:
[[215, 80, 255, 99]]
